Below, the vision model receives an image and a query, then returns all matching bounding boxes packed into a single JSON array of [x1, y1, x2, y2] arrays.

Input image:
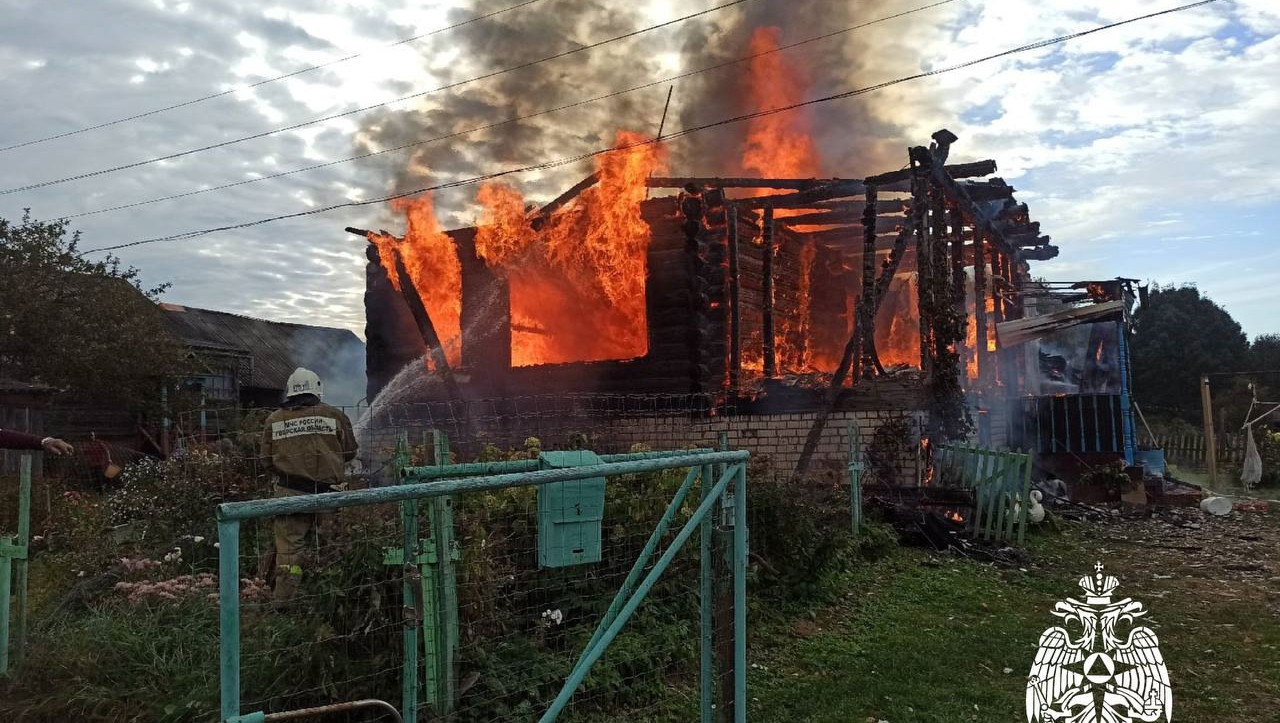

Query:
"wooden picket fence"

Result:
[[1150, 432, 1245, 470]]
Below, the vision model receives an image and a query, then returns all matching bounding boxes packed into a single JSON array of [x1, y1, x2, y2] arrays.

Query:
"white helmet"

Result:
[[285, 367, 323, 399]]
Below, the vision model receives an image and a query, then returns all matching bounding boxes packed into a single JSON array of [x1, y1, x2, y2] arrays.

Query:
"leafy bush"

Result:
[[107, 449, 259, 539], [749, 466, 896, 609]]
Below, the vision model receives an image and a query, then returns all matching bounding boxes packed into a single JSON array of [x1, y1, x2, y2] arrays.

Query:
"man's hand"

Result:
[[41, 437, 74, 456]]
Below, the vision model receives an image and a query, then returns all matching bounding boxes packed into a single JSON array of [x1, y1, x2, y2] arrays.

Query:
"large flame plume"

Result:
[[740, 26, 823, 182], [371, 194, 462, 369], [473, 129, 666, 366]]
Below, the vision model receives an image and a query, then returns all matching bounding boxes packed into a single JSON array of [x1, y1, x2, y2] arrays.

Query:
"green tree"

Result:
[[0, 212, 183, 406], [1249, 334, 1280, 372], [1131, 285, 1247, 416]]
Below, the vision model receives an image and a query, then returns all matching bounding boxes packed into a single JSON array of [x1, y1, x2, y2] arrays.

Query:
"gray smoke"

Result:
[[670, 0, 908, 177], [355, 0, 669, 226], [353, 0, 929, 227]]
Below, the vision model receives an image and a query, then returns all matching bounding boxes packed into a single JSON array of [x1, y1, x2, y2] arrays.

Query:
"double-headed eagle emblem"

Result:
[[1027, 563, 1172, 723]]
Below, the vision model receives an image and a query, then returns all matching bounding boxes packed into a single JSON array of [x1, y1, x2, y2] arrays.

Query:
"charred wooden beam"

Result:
[[994, 220, 1041, 237], [739, 197, 905, 213], [798, 227, 896, 246], [959, 181, 1017, 202], [925, 174, 949, 376], [387, 245, 465, 404], [774, 210, 863, 226], [950, 203, 968, 370], [915, 157, 935, 376], [859, 185, 880, 379], [646, 176, 859, 190], [727, 204, 742, 395], [535, 172, 599, 219], [995, 201, 1029, 222], [762, 206, 777, 379], [733, 180, 867, 210], [1022, 246, 1060, 261], [865, 160, 997, 187], [781, 215, 905, 233], [1006, 232, 1053, 248], [973, 225, 990, 388]]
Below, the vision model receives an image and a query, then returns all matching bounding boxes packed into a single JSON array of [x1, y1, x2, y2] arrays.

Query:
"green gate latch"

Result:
[[537, 450, 606, 568]]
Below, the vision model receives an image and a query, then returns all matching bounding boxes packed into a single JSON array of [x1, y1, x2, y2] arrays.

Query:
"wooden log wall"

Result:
[[364, 242, 427, 401], [364, 135, 1051, 407], [761, 207, 777, 378], [773, 223, 815, 372], [454, 228, 511, 384]]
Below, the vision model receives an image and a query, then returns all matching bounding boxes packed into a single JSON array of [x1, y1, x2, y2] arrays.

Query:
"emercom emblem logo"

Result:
[[1027, 562, 1172, 723]]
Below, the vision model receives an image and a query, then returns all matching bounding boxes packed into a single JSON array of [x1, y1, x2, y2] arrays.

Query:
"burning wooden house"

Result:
[[353, 128, 1059, 476]]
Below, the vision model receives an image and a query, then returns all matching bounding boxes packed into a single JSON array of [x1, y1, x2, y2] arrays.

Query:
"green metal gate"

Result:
[[934, 445, 1034, 544], [217, 442, 750, 723]]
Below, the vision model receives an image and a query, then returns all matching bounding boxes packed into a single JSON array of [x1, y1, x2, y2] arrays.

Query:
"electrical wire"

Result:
[[82, 0, 1223, 255], [55, 0, 958, 221], [0, 0, 758, 196], [0, 0, 548, 154]]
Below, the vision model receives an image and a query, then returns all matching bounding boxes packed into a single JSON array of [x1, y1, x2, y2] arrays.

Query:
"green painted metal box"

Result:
[[537, 450, 606, 568]]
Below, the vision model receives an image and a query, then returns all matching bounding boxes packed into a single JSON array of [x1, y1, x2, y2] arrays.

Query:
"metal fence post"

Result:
[[714, 432, 733, 722], [1016, 453, 1033, 545], [218, 518, 242, 721], [13, 454, 30, 666], [732, 462, 748, 723], [0, 454, 32, 676], [699, 463, 714, 723], [847, 423, 863, 535], [394, 433, 419, 723], [429, 429, 458, 720], [0, 533, 10, 677]]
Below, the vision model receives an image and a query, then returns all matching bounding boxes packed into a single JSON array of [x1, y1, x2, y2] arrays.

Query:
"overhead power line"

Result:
[[0, 0, 548, 154], [56, 0, 959, 222], [1, 0, 757, 196], [82, 0, 1223, 255]]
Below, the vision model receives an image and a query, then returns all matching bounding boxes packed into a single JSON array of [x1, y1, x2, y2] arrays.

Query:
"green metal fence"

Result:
[[933, 446, 1034, 545], [216, 441, 750, 723]]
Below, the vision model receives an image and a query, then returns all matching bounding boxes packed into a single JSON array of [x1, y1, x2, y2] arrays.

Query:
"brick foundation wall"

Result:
[[359, 405, 925, 486]]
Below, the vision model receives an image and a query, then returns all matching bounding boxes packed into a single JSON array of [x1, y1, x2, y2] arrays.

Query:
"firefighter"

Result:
[[260, 367, 358, 605]]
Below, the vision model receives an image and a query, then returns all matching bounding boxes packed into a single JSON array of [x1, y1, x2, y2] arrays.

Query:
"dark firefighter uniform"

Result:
[[261, 395, 358, 603]]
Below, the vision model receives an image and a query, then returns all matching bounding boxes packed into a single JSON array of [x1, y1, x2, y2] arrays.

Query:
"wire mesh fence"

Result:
[[2, 392, 928, 722]]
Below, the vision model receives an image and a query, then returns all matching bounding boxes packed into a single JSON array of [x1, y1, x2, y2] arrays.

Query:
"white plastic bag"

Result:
[[1241, 426, 1263, 489]]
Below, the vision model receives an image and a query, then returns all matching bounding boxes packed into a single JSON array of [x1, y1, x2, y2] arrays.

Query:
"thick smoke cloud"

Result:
[[353, 0, 926, 230], [354, 0, 670, 227], [671, 0, 908, 178]]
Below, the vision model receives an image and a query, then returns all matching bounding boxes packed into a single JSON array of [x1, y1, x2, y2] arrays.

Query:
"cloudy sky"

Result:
[[2, 0, 1275, 337]]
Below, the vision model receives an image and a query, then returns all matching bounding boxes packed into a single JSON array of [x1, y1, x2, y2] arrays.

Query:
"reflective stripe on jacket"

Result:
[[261, 402, 357, 489]]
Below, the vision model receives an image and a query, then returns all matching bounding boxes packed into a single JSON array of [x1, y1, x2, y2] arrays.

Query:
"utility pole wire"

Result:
[[82, 0, 1223, 255], [54, 0, 957, 222], [0, 0, 758, 196], [0, 0, 548, 154]]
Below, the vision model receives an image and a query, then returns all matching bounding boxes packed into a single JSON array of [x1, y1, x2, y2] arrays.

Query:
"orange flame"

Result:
[[372, 194, 462, 368], [986, 297, 998, 352], [741, 27, 822, 182], [877, 272, 922, 368], [777, 238, 815, 371], [475, 130, 666, 366]]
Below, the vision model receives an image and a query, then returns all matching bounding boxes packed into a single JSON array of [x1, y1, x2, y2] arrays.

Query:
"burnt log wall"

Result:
[[365, 243, 426, 401]]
